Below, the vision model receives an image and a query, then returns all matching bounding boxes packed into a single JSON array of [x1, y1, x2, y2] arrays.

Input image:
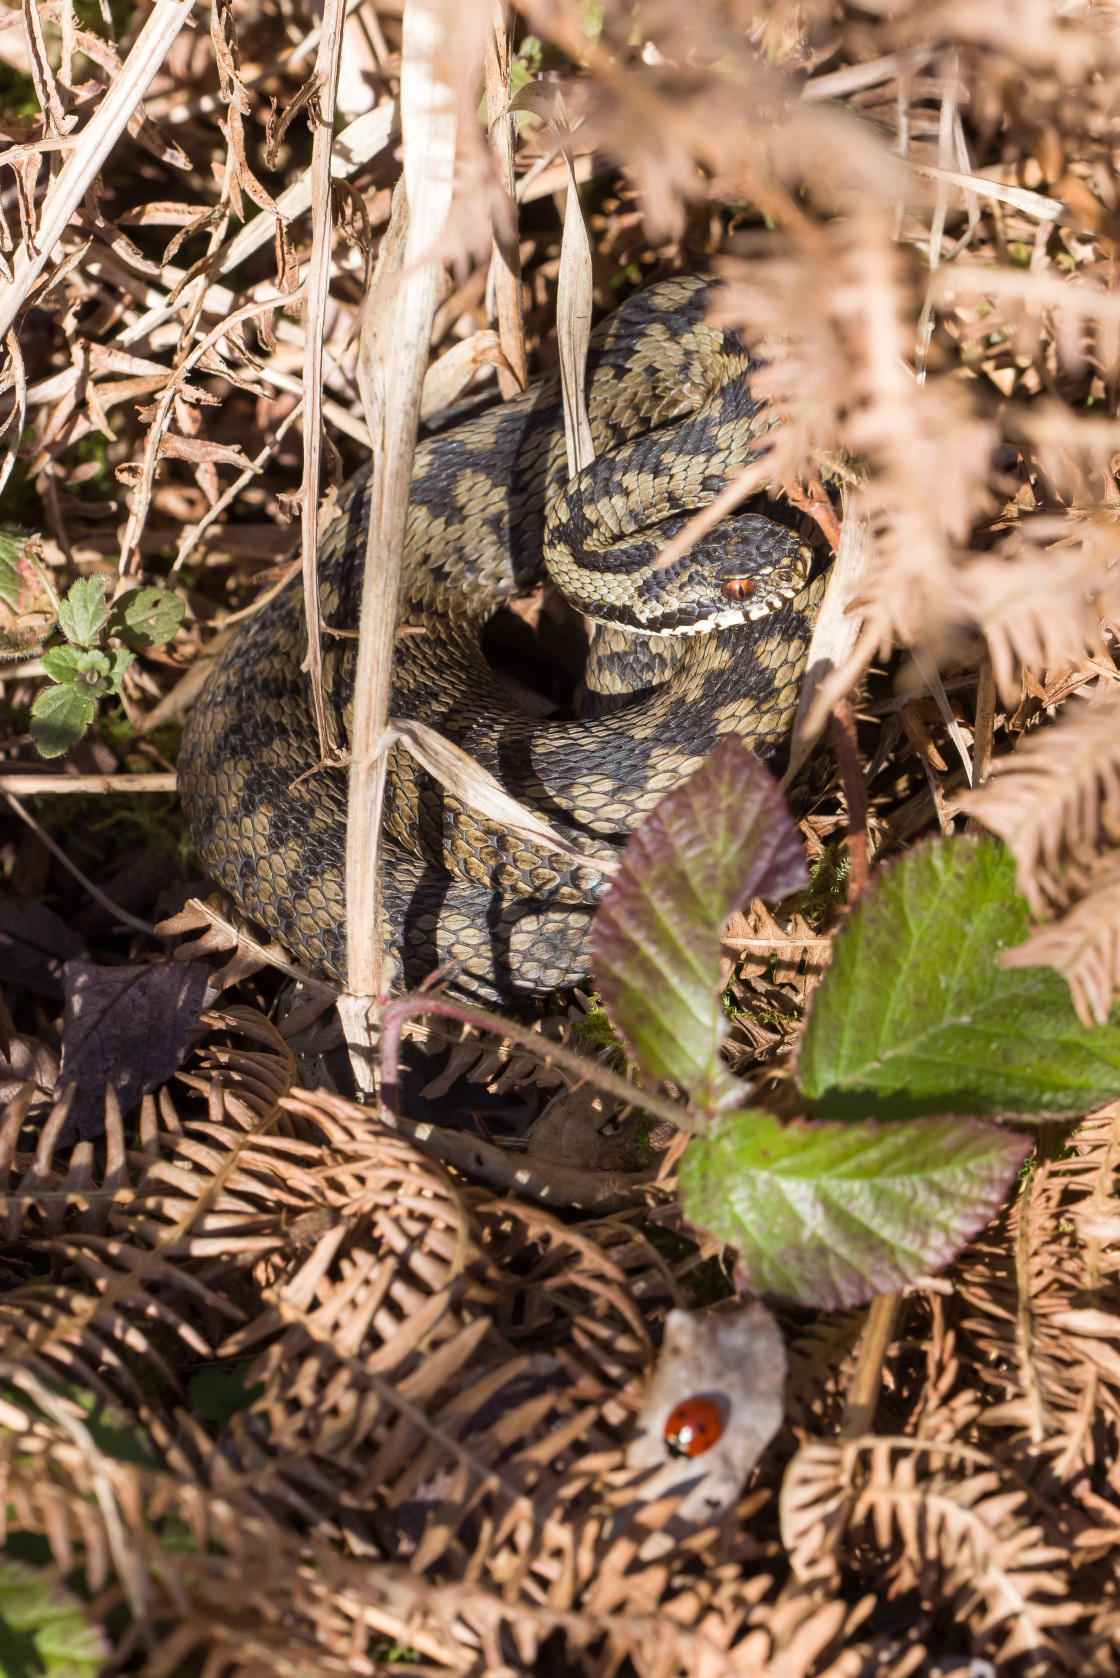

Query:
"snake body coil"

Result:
[[179, 277, 820, 1002]]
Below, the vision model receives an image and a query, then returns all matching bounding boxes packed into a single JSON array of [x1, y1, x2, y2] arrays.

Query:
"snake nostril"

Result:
[[721, 576, 756, 602]]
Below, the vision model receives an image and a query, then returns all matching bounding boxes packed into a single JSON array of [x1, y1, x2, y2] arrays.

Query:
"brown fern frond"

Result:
[[961, 690, 1120, 911], [782, 1437, 1079, 1667], [952, 521, 1120, 708], [1000, 863, 1120, 1027]]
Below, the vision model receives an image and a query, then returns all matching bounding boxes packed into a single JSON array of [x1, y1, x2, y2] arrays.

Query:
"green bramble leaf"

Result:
[[679, 1108, 1030, 1309], [30, 682, 96, 758], [799, 835, 1120, 1121], [107, 585, 184, 649], [57, 576, 108, 649], [0, 1556, 107, 1678], [590, 735, 807, 1115]]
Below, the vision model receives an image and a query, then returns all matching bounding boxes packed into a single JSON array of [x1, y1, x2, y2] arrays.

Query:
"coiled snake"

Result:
[[179, 276, 821, 1003]]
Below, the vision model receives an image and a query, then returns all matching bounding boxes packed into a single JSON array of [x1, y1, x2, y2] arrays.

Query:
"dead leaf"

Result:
[[0, 892, 86, 998], [57, 958, 212, 1144]]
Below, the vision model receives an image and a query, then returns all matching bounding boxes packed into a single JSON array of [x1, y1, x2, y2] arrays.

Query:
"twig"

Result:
[[0, 0, 197, 339], [800, 48, 936, 103], [840, 1293, 900, 1439], [781, 492, 874, 789], [971, 654, 997, 788], [390, 1112, 658, 1212], [830, 700, 869, 902], [0, 772, 177, 793], [296, 0, 350, 766], [3, 791, 157, 936]]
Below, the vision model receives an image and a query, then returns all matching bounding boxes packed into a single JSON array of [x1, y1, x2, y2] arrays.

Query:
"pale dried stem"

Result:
[[0, 772, 176, 793], [556, 114, 594, 479], [485, 0, 526, 396], [344, 0, 458, 1078], [0, 326, 27, 500], [296, 0, 349, 765], [0, 0, 196, 339]]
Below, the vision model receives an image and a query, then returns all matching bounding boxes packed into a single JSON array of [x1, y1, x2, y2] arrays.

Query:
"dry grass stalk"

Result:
[[485, 0, 528, 395], [344, 0, 459, 1073], [294, 0, 349, 766]]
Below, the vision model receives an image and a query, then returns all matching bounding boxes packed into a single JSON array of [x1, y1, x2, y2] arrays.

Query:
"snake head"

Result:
[[632, 514, 815, 635]]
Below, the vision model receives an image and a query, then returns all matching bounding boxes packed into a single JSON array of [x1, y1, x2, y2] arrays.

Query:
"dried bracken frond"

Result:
[[783, 1436, 1080, 1667], [1001, 861, 1120, 1027], [952, 522, 1120, 709], [718, 217, 997, 659], [962, 691, 1120, 912]]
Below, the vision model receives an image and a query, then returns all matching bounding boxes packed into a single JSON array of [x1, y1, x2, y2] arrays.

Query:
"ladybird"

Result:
[[663, 1396, 724, 1460], [720, 577, 756, 602]]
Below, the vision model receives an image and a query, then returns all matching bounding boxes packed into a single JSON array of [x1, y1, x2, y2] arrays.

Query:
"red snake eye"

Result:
[[663, 1397, 724, 1459], [720, 577, 756, 602]]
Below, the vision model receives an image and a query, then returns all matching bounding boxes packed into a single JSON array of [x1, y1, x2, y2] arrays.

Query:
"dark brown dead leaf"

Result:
[[57, 958, 211, 1144], [0, 891, 86, 998]]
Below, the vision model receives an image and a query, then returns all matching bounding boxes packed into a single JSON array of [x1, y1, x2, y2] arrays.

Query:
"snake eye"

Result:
[[721, 576, 756, 602]]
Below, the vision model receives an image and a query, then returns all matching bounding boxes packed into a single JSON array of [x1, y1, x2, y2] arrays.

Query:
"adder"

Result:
[[179, 275, 822, 1003]]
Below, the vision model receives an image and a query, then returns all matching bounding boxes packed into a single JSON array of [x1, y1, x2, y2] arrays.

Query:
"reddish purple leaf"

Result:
[[591, 736, 807, 1108]]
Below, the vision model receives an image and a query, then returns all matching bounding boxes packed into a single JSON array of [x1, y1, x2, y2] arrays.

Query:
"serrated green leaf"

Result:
[[30, 682, 96, 758], [105, 645, 134, 694], [57, 576, 108, 648], [591, 736, 807, 1114], [106, 585, 184, 649], [39, 645, 82, 683], [799, 835, 1120, 1120], [679, 1108, 1030, 1309], [0, 1557, 107, 1678]]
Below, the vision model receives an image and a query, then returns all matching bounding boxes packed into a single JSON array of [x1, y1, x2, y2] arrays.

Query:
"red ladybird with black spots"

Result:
[[663, 1395, 724, 1460]]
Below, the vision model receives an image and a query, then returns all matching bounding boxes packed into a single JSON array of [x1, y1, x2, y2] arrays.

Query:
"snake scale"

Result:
[[179, 276, 822, 1003]]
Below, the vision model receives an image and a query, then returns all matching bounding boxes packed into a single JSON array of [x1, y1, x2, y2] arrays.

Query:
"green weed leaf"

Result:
[[679, 1108, 1030, 1308], [39, 645, 82, 683], [57, 576, 108, 649], [591, 735, 807, 1113], [30, 682, 96, 758], [0, 1556, 107, 1678], [799, 835, 1120, 1120], [105, 645, 135, 693], [107, 585, 184, 648]]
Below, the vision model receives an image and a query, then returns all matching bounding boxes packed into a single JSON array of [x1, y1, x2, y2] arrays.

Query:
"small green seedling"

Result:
[[30, 576, 184, 759]]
